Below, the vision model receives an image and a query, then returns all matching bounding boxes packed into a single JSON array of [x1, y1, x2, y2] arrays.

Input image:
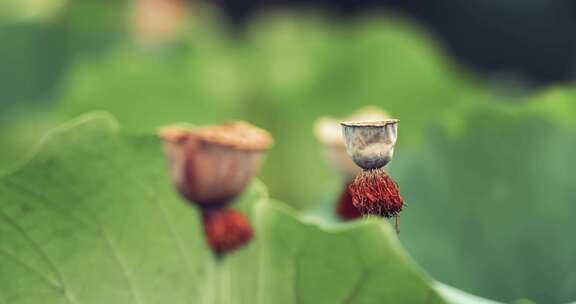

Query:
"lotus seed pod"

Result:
[[341, 119, 399, 170], [340, 119, 404, 232], [314, 107, 391, 178], [160, 121, 273, 208]]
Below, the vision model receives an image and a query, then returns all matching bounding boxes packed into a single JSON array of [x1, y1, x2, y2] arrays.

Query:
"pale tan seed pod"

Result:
[[314, 107, 391, 178], [341, 119, 399, 170], [159, 121, 273, 207]]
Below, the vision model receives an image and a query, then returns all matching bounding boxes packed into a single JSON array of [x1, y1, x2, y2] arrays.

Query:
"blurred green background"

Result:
[[2, 0, 576, 303]]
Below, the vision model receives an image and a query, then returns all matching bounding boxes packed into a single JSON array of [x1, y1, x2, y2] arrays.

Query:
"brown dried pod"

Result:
[[202, 208, 254, 254], [160, 121, 273, 208]]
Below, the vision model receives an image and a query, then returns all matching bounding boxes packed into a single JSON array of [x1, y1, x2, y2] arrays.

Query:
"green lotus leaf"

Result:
[[0, 113, 495, 304]]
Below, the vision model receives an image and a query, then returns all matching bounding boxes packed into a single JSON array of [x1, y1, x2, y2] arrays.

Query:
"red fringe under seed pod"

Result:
[[202, 208, 254, 254], [349, 168, 404, 218], [337, 181, 362, 220]]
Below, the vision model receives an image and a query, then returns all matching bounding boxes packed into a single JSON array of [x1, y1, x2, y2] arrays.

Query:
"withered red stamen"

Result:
[[348, 168, 404, 218], [202, 208, 254, 255]]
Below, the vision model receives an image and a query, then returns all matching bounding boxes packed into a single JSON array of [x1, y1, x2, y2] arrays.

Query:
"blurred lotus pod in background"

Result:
[[132, 0, 188, 45], [160, 121, 273, 208]]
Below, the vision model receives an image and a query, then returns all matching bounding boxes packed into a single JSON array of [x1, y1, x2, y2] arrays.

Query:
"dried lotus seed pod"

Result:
[[341, 119, 399, 170], [340, 119, 404, 233], [160, 121, 273, 208]]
